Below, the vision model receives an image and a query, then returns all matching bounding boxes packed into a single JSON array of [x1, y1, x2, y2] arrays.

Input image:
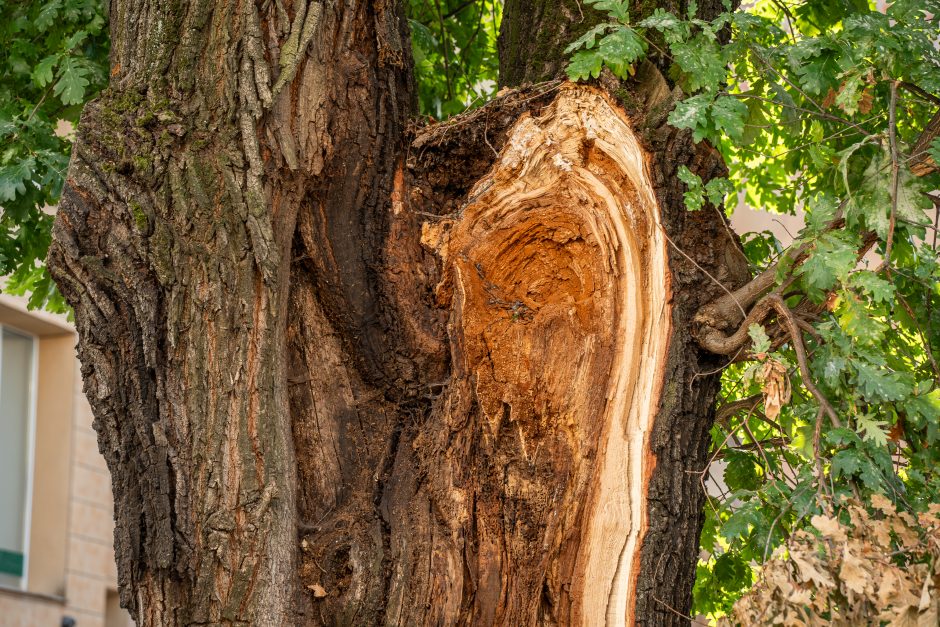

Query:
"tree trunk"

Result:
[[48, 0, 746, 625]]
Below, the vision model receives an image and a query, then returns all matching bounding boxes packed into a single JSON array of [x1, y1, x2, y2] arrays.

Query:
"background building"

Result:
[[0, 293, 132, 627]]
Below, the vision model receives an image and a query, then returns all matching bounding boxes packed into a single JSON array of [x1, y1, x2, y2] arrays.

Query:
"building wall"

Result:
[[65, 358, 131, 627], [0, 295, 131, 627]]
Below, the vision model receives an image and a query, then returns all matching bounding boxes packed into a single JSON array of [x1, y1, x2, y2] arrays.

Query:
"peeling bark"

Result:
[[48, 0, 747, 625]]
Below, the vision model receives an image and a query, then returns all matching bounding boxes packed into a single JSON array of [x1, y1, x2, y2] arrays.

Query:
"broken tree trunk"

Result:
[[48, 0, 747, 624], [425, 86, 674, 624], [374, 78, 750, 625]]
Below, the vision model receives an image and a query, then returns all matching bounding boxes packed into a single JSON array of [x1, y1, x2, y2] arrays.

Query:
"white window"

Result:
[[0, 326, 37, 588]]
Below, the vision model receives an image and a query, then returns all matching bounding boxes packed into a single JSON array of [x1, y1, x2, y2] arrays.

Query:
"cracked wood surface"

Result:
[[433, 87, 671, 624]]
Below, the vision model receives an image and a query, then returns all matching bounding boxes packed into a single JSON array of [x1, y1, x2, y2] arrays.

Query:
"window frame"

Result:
[[0, 323, 39, 589]]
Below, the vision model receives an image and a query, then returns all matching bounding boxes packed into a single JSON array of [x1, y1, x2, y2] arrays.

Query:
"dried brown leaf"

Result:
[[758, 359, 791, 420], [812, 514, 846, 541], [792, 551, 835, 588], [872, 493, 896, 516], [918, 577, 931, 612], [840, 548, 871, 596], [730, 499, 940, 626]]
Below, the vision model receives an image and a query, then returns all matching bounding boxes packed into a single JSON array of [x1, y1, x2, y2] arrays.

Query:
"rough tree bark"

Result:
[[48, 0, 747, 625]]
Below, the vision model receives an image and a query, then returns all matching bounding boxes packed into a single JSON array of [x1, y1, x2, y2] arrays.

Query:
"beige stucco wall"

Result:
[[0, 294, 131, 627], [0, 592, 65, 627], [26, 334, 75, 597], [65, 361, 131, 627]]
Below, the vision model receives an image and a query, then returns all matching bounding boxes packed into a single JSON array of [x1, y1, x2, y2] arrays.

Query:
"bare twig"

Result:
[[702, 290, 841, 429], [694, 208, 847, 338], [714, 436, 791, 456], [899, 81, 940, 106], [660, 227, 748, 318], [443, 0, 476, 19], [762, 498, 796, 562], [795, 317, 823, 342], [812, 407, 831, 510], [692, 346, 746, 382], [768, 0, 797, 44], [894, 289, 940, 381], [734, 93, 876, 139], [693, 406, 763, 517], [744, 420, 795, 487], [696, 224, 875, 357], [886, 81, 900, 268], [653, 595, 695, 621], [696, 292, 779, 355], [715, 394, 762, 428], [751, 411, 789, 439], [928, 199, 939, 366], [769, 295, 841, 428], [742, 118, 875, 162], [717, 385, 790, 437], [432, 0, 454, 100], [749, 46, 825, 114]]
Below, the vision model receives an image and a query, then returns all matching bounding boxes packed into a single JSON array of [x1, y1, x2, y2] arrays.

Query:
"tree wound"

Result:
[[430, 86, 672, 625]]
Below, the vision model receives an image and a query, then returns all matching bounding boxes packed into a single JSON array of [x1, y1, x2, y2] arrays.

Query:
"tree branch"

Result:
[[885, 81, 900, 267], [910, 108, 940, 177], [715, 394, 762, 428]]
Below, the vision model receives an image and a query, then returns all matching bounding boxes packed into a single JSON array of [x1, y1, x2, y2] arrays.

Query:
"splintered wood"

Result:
[[431, 85, 672, 625]]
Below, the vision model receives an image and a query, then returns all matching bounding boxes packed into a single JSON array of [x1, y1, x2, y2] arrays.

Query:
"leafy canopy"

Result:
[[0, 0, 108, 311], [407, 0, 501, 119], [566, 0, 940, 619]]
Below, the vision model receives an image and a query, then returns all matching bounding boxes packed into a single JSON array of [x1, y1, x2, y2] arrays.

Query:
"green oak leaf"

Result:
[[0, 158, 36, 202], [597, 27, 646, 66], [32, 55, 58, 87], [668, 93, 713, 142], [711, 96, 748, 141], [850, 271, 894, 304], [748, 324, 771, 354], [831, 448, 862, 478], [566, 50, 604, 81], [798, 232, 858, 292], [34, 0, 63, 32], [856, 413, 889, 447], [53, 56, 91, 105], [855, 361, 913, 401], [855, 362, 912, 402], [638, 9, 684, 37], [678, 165, 704, 211], [671, 36, 726, 92], [564, 23, 615, 54], [585, 0, 631, 22], [837, 294, 887, 343], [705, 177, 734, 207], [795, 50, 840, 95]]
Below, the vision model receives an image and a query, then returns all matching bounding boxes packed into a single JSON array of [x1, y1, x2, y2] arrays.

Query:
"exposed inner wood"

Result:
[[429, 85, 671, 624]]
